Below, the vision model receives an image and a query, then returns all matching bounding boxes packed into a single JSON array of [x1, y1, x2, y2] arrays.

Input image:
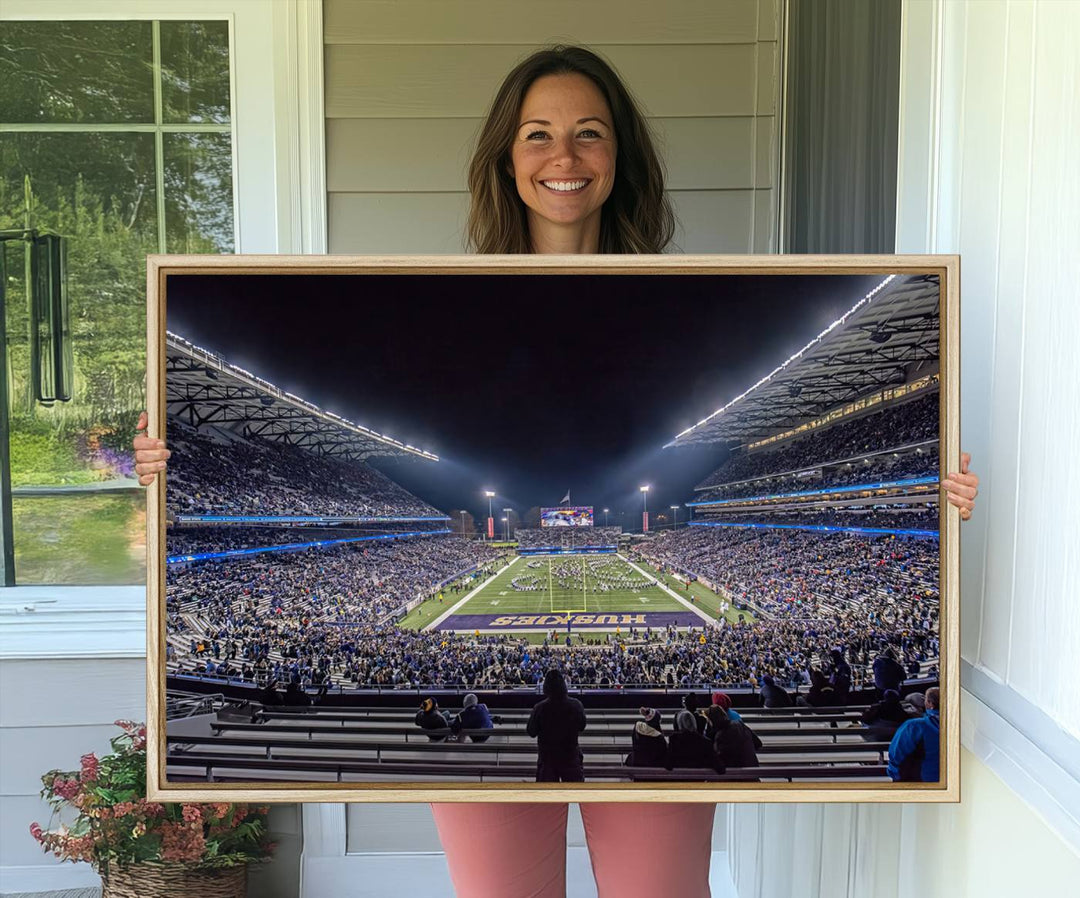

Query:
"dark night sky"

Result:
[[168, 273, 886, 527]]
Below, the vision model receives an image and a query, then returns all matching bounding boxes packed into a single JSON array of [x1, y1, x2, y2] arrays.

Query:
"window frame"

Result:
[[0, 0, 326, 651]]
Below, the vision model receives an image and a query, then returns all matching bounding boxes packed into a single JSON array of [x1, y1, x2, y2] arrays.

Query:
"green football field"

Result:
[[454, 554, 684, 616], [396, 553, 755, 633]]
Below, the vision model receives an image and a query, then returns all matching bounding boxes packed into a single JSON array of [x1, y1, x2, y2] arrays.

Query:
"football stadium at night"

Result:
[[163, 272, 941, 784]]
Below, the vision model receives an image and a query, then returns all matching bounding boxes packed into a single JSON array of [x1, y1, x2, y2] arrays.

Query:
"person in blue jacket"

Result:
[[450, 693, 496, 743], [887, 686, 941, 782]]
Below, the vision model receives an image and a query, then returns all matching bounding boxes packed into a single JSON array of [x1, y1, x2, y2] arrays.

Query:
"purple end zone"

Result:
[[434, 612, 706, 631]]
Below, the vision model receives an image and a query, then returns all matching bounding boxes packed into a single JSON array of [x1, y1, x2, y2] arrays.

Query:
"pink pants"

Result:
[[431, 802, 716, 898]]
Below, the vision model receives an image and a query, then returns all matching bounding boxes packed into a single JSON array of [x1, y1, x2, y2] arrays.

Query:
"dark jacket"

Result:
[[887, 710, 940, 782], [415, 707, 449, 742], [712, 719, 762, 769], [526, 696, 587, 767], [759, 680, 792, 708], [626, 718, 667, 767], [861, 694, 913, 742], [873, 654, 906, 693], [666, 731, 725, 773]]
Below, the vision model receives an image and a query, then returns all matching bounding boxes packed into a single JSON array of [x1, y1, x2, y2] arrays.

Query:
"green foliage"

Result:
[[30, 721, 274, 873]]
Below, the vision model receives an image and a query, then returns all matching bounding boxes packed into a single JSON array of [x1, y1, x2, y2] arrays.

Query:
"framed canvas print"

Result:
[[146, 254, 959, 804]]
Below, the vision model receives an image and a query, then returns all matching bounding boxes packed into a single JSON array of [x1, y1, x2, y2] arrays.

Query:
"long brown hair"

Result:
[[466, 46, 675, 254]]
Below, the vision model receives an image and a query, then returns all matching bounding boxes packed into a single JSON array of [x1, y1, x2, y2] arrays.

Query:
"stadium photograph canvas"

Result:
[[145, 255, 959, 804]]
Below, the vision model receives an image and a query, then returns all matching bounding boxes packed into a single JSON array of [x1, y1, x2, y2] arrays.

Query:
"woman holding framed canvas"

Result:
[[136, 45, 979, 898]]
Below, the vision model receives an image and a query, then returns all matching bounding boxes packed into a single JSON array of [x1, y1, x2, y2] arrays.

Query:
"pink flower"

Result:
[[80, 753, 99, 782], [113, 801, 136, 818], [181, 805, 202, 824], [29, 822, 43, 842], [52, 778, 80, 801]]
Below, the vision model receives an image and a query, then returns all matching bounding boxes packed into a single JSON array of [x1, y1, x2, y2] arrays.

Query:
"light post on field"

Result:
[[603, 507, 610, 527], [503, 508, 512, 541], [483, 490, 495, 541], [671, 505, 680, 530], [639, 485, 650, 533], [459, 509, 467, 538]]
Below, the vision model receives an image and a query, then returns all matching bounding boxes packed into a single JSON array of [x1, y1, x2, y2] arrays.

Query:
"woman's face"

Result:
[[509, 73, 617, 240]]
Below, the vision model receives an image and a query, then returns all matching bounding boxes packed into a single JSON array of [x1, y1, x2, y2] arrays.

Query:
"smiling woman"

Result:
[[466, 45, 674, 255]]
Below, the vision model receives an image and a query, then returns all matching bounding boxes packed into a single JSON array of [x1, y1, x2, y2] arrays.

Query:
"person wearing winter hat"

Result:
[[708, 695, 743, 721], [415, 697, 449, 742], [707, 705, 761, 774], [901, 691, 927, 716], [450, 692, 496, 743], [526, 668, 587, 782], [625, 707, 667, 767], [666, 710, 724, 774]]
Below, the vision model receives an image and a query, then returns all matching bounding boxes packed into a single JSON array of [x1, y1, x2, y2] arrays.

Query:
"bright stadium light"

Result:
[[671, 505, 680, 530], [483, 490, 496, 541], [668, 274, 897, 444], [640, 486, 649, 533], [603, 507, 610, 527]]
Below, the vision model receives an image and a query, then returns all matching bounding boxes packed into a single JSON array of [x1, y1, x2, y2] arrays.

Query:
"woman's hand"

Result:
[[942, 452, 979, 521], [133, 411, 170, 486]]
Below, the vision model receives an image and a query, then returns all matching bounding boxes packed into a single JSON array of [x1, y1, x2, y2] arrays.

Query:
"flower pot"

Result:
[[101, 862, 247, 898]]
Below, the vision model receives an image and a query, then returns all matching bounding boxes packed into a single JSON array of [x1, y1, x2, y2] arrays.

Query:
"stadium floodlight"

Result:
[[668, 274, 897, 445], [639, 486, 649, 533], [671, 505, 680, 530], [483, 490, 496, 541], [603, 508, 610, 527]]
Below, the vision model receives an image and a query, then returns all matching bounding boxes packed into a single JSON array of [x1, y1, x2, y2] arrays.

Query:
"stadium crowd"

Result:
[[636, 524, 938, 634], [693, 445, 938, 503], [167, 534, 503, 642], [695, 391, 938, 491], [688, 507, 939, 531], [170, 611, 935, 694], [515, 526, 622, 549], [167, 523, 450, 557], [166, 420, 440, 517]]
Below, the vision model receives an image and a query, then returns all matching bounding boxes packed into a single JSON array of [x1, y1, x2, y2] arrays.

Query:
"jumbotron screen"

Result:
[[540, 506, 594, 527]]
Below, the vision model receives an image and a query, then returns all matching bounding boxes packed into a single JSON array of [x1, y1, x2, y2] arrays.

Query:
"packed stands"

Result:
[[166, 419, 441, 518], [694, 391, 938, 494], [515, 526, 622, 550]]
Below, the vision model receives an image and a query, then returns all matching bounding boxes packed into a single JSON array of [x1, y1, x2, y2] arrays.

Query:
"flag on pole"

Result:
[[560, 490, 571, 505]]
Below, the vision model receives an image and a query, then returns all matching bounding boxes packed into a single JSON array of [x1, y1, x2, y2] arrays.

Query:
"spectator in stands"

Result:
[[758, 674, 793, 709], [887, 686, 941, 782], [804, 669, 838, 707], [828, 648, 852, 704], [415, 698, 449, 742], [902, 691, 927, 716], [681, 692, 708, 735], [284, 677, 312, 708], [258, 679, 284, 707], [450, 693, 496, 743], [526, 668, 587, 782], [666, 710, 725, 774], [706, 705, 761, 771], [873, 647, 907, 697], [861, 689, 913, 743], [710, 691, 744, 723], [625, 707, 667, 768]]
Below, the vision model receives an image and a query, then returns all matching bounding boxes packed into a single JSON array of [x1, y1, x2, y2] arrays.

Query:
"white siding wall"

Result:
[[324, 0, 782, 253], [729, 1, 1080, 893]]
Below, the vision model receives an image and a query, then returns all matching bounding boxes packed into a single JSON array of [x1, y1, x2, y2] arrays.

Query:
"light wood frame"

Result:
[[146, 253, 960, 803]]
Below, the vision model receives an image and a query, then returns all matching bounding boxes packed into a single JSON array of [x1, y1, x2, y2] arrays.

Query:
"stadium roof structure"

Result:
[[165, 332, 438, 462], [664, 274, 940, 448]]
